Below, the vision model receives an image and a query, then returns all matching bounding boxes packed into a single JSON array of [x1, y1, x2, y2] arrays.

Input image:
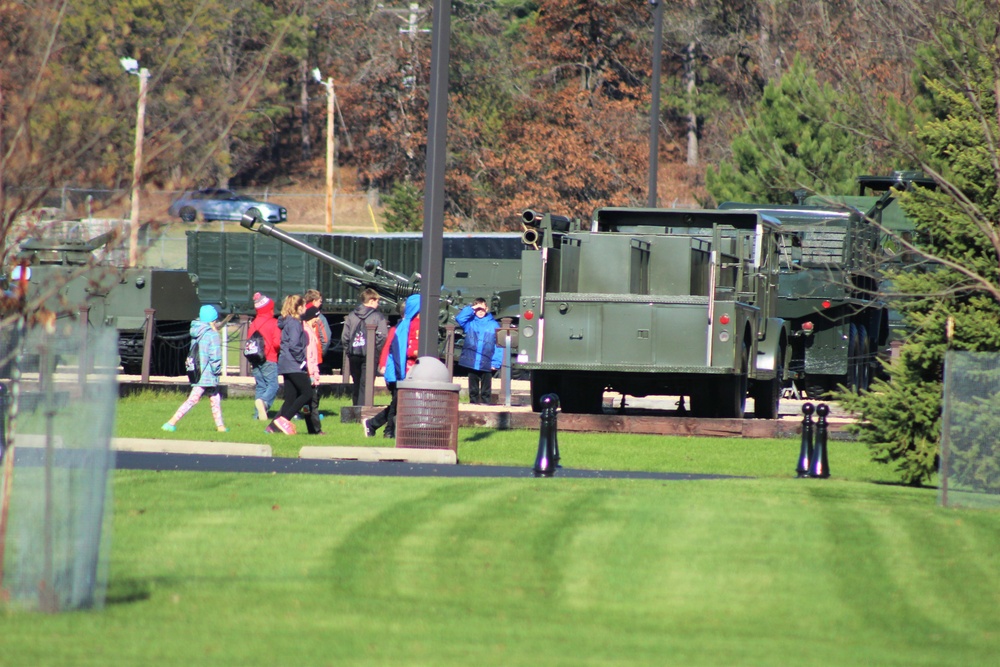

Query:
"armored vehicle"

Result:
[[717, 201, 888, 398], [11, 223, 200, 375], [515, 208, 789, 417]]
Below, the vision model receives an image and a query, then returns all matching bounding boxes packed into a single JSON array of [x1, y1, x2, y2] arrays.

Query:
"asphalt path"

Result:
[[113, 451, 743, 481]]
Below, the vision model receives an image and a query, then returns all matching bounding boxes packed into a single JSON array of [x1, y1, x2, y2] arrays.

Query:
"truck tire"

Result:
[[716, 343, 748, 419], [856, 325, 871, 392], [752, 348, 783, 419], [179, 206, 198, 223], [556, 374, 604, 414], [530, 370, 558, 412]]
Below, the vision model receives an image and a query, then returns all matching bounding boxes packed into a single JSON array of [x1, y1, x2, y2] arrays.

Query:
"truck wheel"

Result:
[[716, 344, 748, 419], [179, 206, 198, 223], [559, 376, 604, 414], [689, 386, 712, 418], [846, 323, 861, 391], [805, 376, 829, 399], [856, 325, 871, 392], [752, 349, 783, 419], [530, 370, 557, 412]]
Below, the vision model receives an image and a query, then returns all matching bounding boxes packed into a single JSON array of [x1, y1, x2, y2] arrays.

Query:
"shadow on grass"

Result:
[[105, 578, 153, 605]]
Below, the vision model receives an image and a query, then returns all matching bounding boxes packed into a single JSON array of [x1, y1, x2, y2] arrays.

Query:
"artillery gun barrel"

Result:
[[240, 212, 419, 306]]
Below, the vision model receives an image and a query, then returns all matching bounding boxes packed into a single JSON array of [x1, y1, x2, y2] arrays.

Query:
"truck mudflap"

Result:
[[753, 317, 790, 381]]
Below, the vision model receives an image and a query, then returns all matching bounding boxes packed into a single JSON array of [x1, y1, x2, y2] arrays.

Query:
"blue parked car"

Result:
[[167, 188, 287, 223]]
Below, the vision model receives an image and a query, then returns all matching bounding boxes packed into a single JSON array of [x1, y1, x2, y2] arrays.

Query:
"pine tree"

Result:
[[705, 55, 867, 205], [838, 0, 1000, 486]]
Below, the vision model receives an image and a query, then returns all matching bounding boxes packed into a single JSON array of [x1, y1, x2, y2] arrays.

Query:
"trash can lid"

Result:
[[397, 356, 460, 391]]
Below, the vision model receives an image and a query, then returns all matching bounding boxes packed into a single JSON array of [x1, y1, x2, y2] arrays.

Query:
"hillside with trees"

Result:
[[1, 0, 937, 233]]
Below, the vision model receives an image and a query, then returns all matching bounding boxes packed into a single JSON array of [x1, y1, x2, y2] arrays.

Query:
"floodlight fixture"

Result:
[[120, 57, 139, 75], [312, 68, 323, 84]]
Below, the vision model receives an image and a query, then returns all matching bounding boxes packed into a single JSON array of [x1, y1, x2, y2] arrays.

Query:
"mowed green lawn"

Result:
[[2, 392, 999, 666]]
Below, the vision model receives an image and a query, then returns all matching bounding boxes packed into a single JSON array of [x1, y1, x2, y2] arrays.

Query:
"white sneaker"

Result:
[[255, 398, 268, 421]]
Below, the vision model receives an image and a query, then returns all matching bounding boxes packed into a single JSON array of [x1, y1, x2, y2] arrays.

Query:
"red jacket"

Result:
[[248, 301, 281, 363], [379, 314, 420, 379]]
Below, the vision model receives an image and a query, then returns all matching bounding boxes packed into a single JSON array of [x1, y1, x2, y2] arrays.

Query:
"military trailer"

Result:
[[717, 201, 888, 399], [10, 223, 200, 375], [515, 208, 789, 418]]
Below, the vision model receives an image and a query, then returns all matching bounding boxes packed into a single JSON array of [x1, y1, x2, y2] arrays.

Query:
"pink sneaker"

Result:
[[273, 416, 297, 435]]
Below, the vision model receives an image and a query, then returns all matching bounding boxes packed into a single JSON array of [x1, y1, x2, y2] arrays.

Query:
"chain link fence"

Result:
[[940, 351, 1000, 509], [0, 327, 118, 611]]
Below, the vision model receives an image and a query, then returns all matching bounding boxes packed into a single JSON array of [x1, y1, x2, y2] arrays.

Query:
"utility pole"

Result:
[[647, 0, 664, 208], [121, 59, 149, 268], [312, 69, 337, 233]]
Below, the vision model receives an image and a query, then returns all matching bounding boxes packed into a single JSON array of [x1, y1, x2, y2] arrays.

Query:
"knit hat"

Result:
[[199, 305, 219, 322], [303, 305, 320, 321], [253, 292, 271, 309]]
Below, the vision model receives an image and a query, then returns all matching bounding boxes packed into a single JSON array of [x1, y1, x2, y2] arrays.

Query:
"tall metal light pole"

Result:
[[312, 69, 336, 233], [418, 0, 451, 357], [121, 58, 149, 268], [647, 0, 664, 208]]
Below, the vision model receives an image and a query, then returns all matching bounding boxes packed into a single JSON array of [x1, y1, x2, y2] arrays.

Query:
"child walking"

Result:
[[163, 304, 228, 432]]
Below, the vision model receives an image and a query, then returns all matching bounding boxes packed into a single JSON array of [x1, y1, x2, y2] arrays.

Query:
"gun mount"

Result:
[[238, 211, 522, 332], [520, 210, 578, 248], [240, 212, 421, 308]]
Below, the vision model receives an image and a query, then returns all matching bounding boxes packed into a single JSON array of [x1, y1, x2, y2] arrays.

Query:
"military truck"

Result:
[[514, 208, 789, 418], [716, 171, 936, 398], [10, 222, 200, 375], [716, 200, 887, 399]]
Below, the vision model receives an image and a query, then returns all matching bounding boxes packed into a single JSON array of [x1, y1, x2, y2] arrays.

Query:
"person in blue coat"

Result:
[[364, 293, 420, 438], [163, 304, 228, 432], [456, 298, 504, 405]]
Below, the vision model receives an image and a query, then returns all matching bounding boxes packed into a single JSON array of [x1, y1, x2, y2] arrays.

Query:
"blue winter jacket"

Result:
[[455, 305, 503, 372], [384, 294, 421, 383], [189, 320, 223, 387]]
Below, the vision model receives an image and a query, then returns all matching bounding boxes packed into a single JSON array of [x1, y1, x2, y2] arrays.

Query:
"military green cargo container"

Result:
[[187, 229, 523, 318], [515, 208, 789, 417]]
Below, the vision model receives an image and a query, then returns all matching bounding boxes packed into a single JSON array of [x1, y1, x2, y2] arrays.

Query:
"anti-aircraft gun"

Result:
[[238, 212, 522, 350], [515, 207, 789, 417], [9, 222, 200, 375]]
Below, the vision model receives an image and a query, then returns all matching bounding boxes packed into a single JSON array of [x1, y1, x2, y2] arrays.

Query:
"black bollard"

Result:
[[796, 402, 815, 478], [809, 403, 831, 478], [533, 393, 560, 477]]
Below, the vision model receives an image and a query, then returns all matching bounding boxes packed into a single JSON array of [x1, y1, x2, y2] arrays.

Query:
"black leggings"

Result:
[[279, 373, 314, 420]]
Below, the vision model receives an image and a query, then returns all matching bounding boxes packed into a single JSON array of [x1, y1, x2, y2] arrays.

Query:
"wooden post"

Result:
[[238, 315, 251, 377], [78, 304, 90, 384], [444, 323, 455, 376], [363, 321, 377, 407], [141, 308, 155, 383]]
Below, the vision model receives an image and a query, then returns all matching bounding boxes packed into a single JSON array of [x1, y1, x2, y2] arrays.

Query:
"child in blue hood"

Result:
[[163, 305, 227, 432]]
